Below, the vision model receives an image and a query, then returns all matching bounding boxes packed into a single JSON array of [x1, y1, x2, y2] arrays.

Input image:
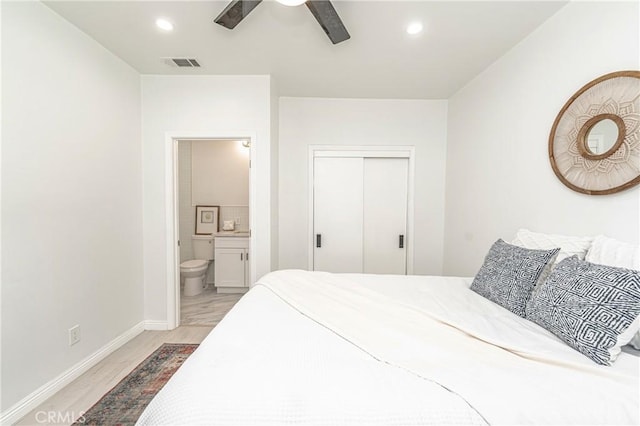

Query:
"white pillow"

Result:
[[586, 235, 640, 349], [585, 235, 640, 270], [511, 229, 593, 265]]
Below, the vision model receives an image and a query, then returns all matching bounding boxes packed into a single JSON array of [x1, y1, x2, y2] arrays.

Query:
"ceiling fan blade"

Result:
[[214, 0, 263, 30], [305, 1, 350, 45]]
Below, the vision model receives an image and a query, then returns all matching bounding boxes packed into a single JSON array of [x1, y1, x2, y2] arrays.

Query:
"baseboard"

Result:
[[0, 321, 145, 426], [144, 320, 168, 331]]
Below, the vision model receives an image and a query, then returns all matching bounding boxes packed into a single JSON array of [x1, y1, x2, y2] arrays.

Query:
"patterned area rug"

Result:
[[76, 343, 198, 426]]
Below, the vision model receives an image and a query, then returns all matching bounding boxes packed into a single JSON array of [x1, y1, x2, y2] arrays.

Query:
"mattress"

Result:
[[137, 270, 639, 425]]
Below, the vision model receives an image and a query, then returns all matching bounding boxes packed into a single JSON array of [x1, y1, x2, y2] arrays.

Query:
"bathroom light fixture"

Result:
[[242, 140, 251, 148], [275, 0, 306, 6], [406, 22, 424, 35], [156, 18, 174, 31]]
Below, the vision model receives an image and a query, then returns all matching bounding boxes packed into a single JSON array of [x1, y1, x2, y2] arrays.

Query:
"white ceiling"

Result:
[[45, 0, 567, 99]]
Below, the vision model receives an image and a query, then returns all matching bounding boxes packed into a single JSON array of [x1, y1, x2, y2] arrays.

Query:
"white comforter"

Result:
[[138, 270, 639, 425]]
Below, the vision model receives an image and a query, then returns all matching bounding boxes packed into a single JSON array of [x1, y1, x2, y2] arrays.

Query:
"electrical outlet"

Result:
[[235, 217, 240, 225], [68, 325, 80, 346]]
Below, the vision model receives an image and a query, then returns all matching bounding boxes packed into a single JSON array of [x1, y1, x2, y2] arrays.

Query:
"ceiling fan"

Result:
[[214, 0, 350, 45]]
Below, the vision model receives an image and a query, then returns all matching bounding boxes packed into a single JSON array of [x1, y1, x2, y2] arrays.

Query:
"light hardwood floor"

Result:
[[17, 291, 243, 426], [181, 286, 244, 326]]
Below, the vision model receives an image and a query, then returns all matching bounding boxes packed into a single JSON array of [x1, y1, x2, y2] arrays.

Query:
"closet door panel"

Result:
[[313, 157, 364, 273], [363, 158, 408, 274]]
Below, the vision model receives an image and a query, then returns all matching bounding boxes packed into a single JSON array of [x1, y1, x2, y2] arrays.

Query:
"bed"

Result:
[[138, 230, 640, 426], [137, 261, 640, 425]]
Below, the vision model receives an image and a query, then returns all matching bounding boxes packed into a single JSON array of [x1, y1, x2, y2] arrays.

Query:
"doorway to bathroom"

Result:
[[176, 139, 250, 326]]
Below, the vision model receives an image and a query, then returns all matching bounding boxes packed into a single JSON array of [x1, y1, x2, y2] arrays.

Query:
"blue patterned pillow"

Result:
[[526, 256, 640, 365], [470, 239, 560, 317]]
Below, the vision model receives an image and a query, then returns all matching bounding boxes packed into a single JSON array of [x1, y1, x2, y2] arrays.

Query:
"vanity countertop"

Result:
[[214, 231, 250, 238]]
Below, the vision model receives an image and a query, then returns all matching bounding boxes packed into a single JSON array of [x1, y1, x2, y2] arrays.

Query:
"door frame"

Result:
[[165, 132, 256, 330], [307, 145, 415, 274]]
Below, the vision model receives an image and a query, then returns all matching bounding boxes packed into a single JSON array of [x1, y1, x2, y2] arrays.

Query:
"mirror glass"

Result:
[[585, 118, 619, 155]]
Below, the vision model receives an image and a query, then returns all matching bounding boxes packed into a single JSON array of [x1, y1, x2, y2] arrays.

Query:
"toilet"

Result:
[[180, 234, 214, 297]]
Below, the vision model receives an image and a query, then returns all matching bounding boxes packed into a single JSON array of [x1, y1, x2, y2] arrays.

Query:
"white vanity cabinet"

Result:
[[214, 234, 250, 293]]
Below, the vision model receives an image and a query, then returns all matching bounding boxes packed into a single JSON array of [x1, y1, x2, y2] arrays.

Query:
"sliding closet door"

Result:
[[313, 157, 364, 273], [363, 158, 408, 274]]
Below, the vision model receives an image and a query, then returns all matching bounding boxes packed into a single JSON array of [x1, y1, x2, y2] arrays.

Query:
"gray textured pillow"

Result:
[[526, 256, 640, 366], [470, 239, 559, 317]]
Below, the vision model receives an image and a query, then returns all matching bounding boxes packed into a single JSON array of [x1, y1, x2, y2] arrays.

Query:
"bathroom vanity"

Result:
[[214, 231, 250, 293]]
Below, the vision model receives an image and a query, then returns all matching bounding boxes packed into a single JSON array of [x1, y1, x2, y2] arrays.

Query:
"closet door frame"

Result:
[[308, 145, 415, 274]]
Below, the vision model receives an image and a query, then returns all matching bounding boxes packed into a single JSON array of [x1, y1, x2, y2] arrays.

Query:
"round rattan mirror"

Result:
[[548, 70, 640, 195]]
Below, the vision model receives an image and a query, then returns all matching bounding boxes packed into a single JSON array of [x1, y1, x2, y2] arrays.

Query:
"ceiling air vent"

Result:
[[164, 58, 201, 68]]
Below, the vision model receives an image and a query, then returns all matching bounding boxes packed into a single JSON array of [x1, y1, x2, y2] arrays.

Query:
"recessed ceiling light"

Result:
[[406, 22, 424, 35], [275, 0, 306, 6], [156, 18, 174, 31]]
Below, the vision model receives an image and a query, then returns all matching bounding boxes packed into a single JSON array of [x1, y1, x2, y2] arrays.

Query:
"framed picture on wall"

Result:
[[195, 205, 220, 235]]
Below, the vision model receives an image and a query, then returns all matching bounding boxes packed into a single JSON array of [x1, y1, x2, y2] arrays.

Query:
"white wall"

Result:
[[1, 0, 143, 412], [191, 140, 250, 207], [141, 75, 271, 324], [278, 97, 448, 275], [270, 78, 280, 271], [444, 1, 640, 277], [178, 141, 194, 262]]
